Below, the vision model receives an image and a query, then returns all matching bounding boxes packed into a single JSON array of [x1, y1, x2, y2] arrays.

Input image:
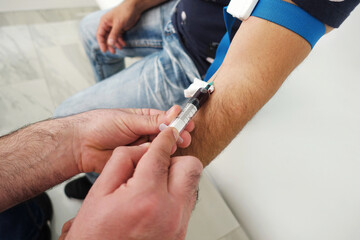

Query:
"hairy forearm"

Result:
[[178, 16, 312, 166], [0, 118, 78, 211]]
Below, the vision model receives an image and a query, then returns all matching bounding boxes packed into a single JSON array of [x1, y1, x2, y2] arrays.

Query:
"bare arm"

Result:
[[177, 12, 319, 165], [0, 118, 78, 211], [0, 107, 191, 211]]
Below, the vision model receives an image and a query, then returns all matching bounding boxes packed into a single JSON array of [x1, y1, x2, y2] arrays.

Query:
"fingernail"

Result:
[[108, 39, 114, 46], [172, 128, 179, 140], [166, 106, 174, 117], [139, 142, 150, 148]]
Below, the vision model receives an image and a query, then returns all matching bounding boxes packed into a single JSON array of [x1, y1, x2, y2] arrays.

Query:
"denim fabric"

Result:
[[0, 200, 44, 240], [54, 0, 200, 117], [54, 0, 200, 183]]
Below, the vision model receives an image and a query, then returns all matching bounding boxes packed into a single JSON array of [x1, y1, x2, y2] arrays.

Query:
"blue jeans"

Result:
[[54, 0, 200, 183]]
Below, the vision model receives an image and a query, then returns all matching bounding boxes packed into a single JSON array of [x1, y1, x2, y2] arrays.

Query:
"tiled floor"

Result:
[[0, 8, 97, 136], [0, 8, 248, 240]]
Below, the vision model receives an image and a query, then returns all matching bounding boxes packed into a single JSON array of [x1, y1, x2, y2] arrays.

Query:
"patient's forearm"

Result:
[[178, 16, 311, 166]]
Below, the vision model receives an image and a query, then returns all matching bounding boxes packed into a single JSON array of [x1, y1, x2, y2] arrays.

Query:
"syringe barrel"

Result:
[[169, 87, 210, 133], [169, 103, 197, 133]]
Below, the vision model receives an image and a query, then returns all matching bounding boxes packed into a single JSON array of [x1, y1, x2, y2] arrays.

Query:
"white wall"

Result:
[[207, 7, 360, 240], [0, 0, 97, 12]]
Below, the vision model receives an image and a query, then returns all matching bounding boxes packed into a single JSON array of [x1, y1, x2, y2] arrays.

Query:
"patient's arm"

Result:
[[177, 15, 315, 166]]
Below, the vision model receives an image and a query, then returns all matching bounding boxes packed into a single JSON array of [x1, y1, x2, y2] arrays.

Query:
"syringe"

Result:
[[159, 82, 213, 143]]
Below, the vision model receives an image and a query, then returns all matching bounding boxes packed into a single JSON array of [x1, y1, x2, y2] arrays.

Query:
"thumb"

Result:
[[107, 21, 123, 47], [133, 127, 179, 188], [90, 145, 149, 196]]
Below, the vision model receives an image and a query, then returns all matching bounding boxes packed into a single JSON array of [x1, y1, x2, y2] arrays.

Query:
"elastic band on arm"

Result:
[[251, 0, 326, 48]]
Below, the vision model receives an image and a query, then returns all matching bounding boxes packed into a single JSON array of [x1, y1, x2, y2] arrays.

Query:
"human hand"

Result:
[[60, 128, 203, 240], [69, 105, 194, 174], [97, 1, 141, 53]]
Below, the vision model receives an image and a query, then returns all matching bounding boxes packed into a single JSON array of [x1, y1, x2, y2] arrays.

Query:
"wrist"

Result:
[[61, 115, 86, 174], [129, 0, 165, 14], [44, 117, 80, 175], [124, 0, 147, 14]]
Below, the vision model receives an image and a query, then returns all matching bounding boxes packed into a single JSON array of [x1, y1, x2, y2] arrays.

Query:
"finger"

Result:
[[122, 106, 194, 148], [165, 105, 182, 122], [108, 45, 116, 54], [107, 22, 123, 49], [96, 22, 111, 53], [157, 106, 194, 133], [177, 130, 192, 148], [114, 40, 122, 50], [120, 106, 176, 117], [61, 218, 74, 234], [185, 120, 195, 132], [134, 128, 179, 188], [117, 36, 126, 47], [116, 106, 182, 137], [129, 136, 149, 146], [59, 218, 75, 240], [148, 130, 192, 148], [58, 232, 67, 240], [132, 129, 190, 148], [143, 128, 191, 149], [165, 106, 195, 133], [90, 145, 149, 195], [168, 156, 203, 211]]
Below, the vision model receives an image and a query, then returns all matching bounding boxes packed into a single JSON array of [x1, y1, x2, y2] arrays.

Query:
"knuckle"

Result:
[[193, 157, 204, 173], [134, 193, 161, 217], [153, 162, 170, 178], [181, 156, 203, 174], [141, 108, 151, 116], [180, 157, 203, 192], [157, 145, 171, 159], [186, 170, 202, 192], [148, 149, 171, 174]]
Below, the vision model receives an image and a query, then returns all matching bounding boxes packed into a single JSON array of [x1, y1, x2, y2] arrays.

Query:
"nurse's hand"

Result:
[[70, 105, 194, 174], [60, 128, 203, 240]]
